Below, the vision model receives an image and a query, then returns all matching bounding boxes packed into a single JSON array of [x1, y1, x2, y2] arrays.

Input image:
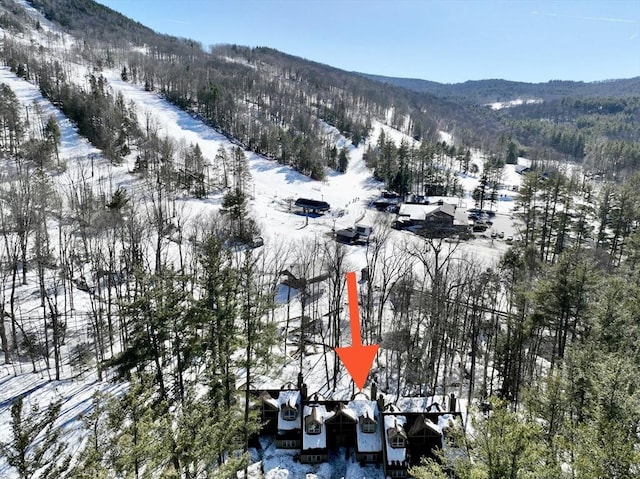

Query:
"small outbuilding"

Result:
[[336, 228, 359, 244], [250, 236, 264, 248], [355, 224, 373, 241], [335, 224, 373, 244]]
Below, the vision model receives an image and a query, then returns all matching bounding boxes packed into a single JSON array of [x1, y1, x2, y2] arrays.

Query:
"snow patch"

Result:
[[486, 98, 543, 110]]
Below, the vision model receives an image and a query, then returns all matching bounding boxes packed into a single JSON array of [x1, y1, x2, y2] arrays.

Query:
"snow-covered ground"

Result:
[[257, 436, 384, 479], [0, 4, 530, 477], [0, 60, 517, 476], [0, 63, 521, 477]]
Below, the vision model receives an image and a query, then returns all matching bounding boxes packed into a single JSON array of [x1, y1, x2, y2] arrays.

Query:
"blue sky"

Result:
[[95, 0, 639, 84]]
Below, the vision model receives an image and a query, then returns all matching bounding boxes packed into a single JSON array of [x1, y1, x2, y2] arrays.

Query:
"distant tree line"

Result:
[[504, 96, 640, 178]]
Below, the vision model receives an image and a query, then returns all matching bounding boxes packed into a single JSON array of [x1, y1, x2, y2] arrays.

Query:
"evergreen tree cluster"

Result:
[[504, 96, 640, 178], [0, 223, 275, 478], [3, 40, 139, 163], [364, 132, 465, 198], [412, 256, 640, 479]]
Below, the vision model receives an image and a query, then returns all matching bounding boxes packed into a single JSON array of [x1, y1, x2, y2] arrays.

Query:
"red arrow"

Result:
[[335, 271, 379, 391]]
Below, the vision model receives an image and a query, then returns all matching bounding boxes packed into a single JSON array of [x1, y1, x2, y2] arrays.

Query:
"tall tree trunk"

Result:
[[0, 307, 9, 364]]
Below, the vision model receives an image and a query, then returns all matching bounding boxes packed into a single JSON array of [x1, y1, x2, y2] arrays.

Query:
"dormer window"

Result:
[[306, 421, 322, 435], [282, 407, 297, 420], [362, 421, 376, 433], [305, 406, 323, 435], [360, 412, 377, 433], [390, 435, 406, 448], [281, 402, 298, 421], [387, 419, 407, 449]]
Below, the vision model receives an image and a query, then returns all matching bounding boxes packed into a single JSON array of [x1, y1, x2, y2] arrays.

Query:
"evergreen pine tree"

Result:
[[412, 399, 546, 479], [44, 115, 61, 166], [172, 390, 254, 478], [506, 141, 519, 164], [337, 147, 349, 173], [67, 394, 111, 479], [104, 374, 170, 479], [0, 398, 71, 479]]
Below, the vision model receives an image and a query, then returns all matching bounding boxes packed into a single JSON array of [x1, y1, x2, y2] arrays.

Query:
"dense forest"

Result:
[[365, 72, 640, 180], [0, 0, 639, 478]]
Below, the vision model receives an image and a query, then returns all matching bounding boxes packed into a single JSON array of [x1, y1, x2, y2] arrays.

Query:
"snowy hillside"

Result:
[[0, 3, 635, 479], [0, 2, 535, 479]]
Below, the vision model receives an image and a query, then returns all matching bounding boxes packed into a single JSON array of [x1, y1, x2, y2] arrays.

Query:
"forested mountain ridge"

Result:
[[12, 0, 510, 178], [12, 0, 640, 180], [362, 72, 640, 177], [361, 72, 640, 103]]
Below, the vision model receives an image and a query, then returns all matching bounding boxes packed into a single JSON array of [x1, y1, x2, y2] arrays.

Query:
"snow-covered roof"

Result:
[[398, 203, 455, 221], [384, 415, 407, 463], [408, 415, 442, 437], [259, 391, 279, 410], [347, 398, 376, 419], [277, 390, 301, 431], [330, 402, 357, 421], [302, 405, 330, 450], [278, 389, 300, 408], [438, 413, 455, 431], [349, 399, 382, 453]]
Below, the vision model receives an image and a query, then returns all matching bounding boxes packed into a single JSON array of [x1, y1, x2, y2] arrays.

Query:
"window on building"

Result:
[[306, 421, 321, 435], [282, 407, 297, 421], [280, 439, 298, 448], [390, 435, 405, 448], [361, 420, 376, 433], [389, 470, 407, 478]]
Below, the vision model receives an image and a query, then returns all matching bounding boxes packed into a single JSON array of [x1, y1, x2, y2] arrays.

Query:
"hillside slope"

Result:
[[20, 0, 507, 158]]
